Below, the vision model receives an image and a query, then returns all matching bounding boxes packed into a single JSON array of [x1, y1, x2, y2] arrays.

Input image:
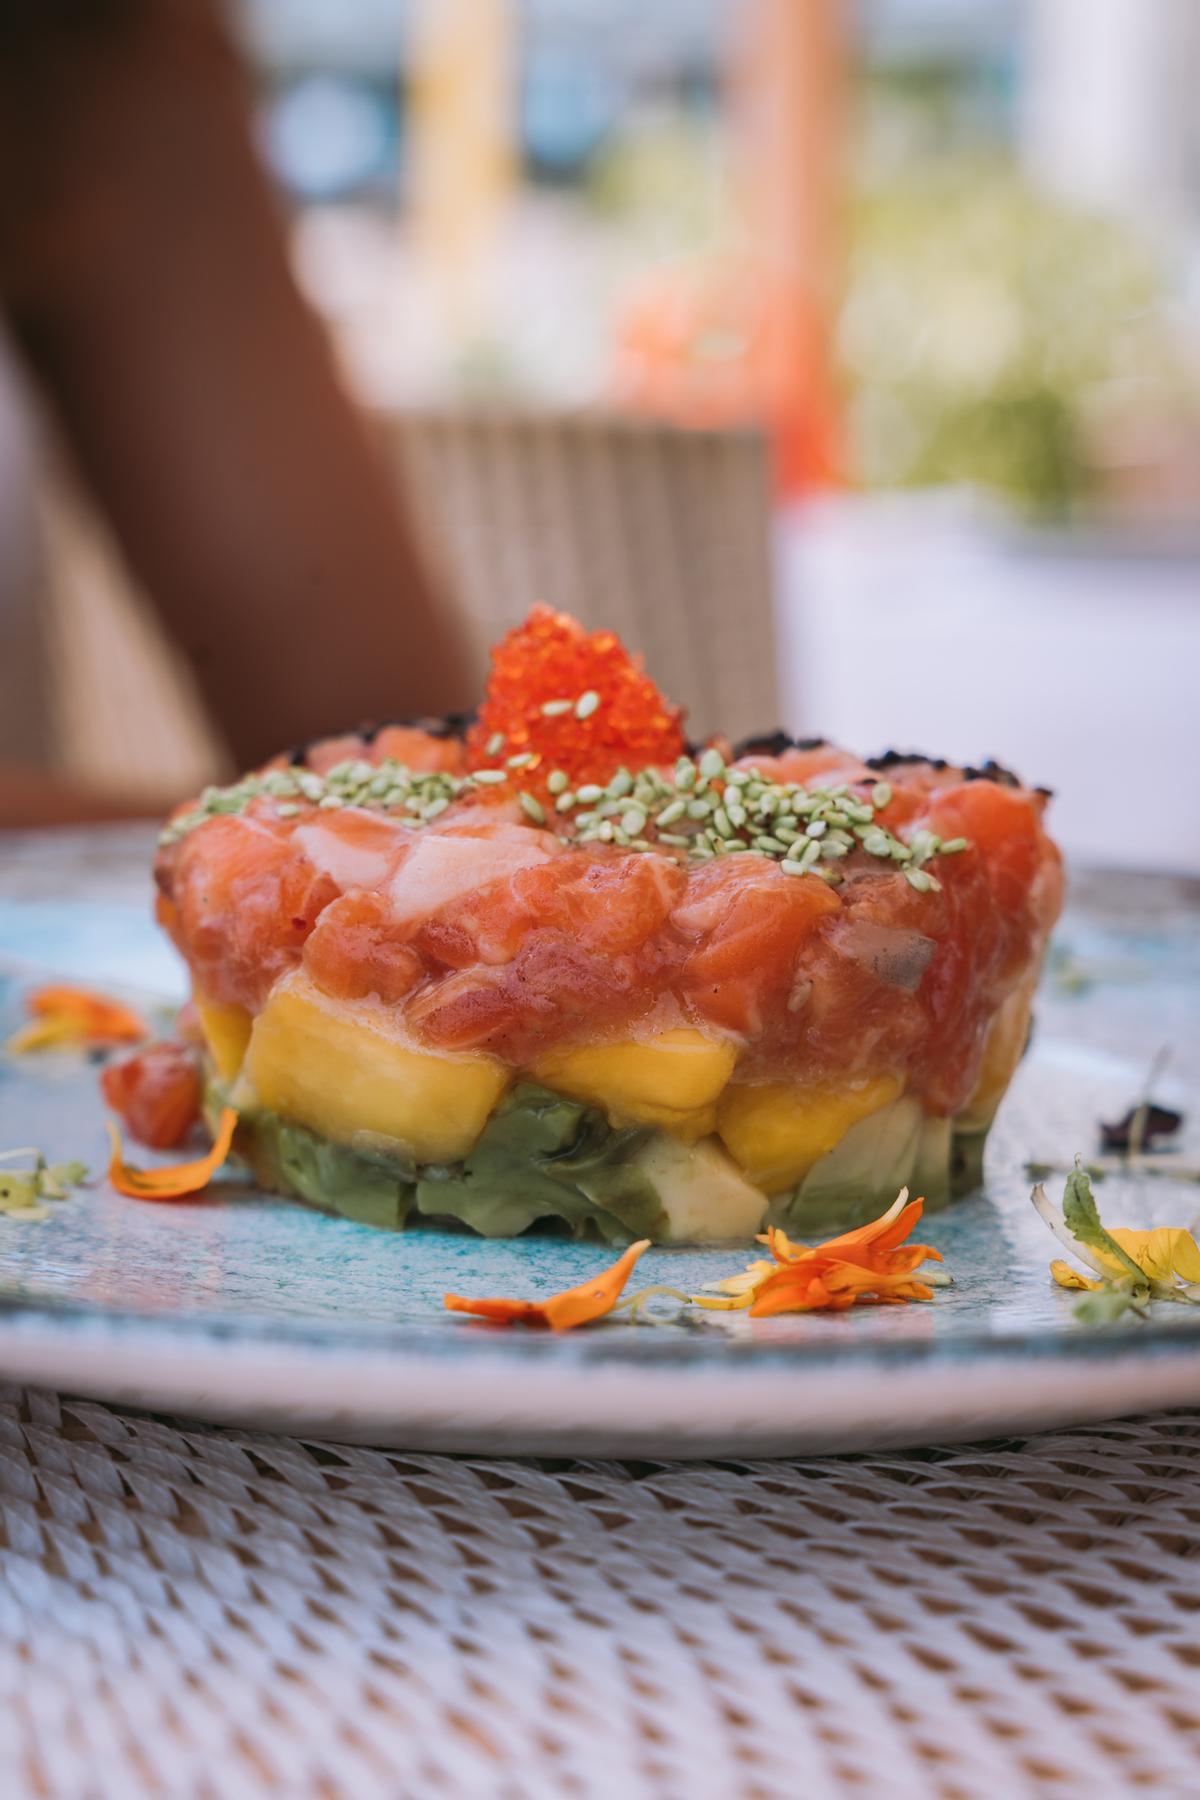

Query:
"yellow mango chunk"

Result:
[[195, 994, 253, 1082], [717, 1073, 904, 1195], [532, 1029, 738, 1144], [243, 976, 510, 1163]]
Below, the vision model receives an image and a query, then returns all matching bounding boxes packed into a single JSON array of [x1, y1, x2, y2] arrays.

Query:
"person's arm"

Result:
[[0, 0, 470, 771]]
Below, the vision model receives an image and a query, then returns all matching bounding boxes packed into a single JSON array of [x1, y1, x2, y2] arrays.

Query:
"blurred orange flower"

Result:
[[7, 985, 148, 1054]]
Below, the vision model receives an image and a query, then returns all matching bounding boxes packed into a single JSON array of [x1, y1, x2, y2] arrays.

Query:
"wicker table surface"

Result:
[[1, 828, 1198, 1799]]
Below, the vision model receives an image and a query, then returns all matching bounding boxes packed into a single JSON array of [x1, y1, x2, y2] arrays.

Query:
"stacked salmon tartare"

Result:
[[110, 607, 1063, 1243]]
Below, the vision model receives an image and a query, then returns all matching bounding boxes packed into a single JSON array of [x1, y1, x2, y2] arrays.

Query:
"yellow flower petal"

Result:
[[1050, 1259, 1104, 1292], [1109, 1227, 1200, 1285], [6, 1016, 82, 1054], [702, 1260, 774, 1298]]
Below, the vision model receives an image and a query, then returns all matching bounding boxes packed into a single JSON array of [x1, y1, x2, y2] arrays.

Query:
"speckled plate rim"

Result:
[[1, 1294, 1199, 1455]]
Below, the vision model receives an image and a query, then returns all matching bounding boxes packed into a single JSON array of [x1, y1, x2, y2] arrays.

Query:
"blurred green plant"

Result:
[[586, 111, 731, 257], [839, 161, 1184, 519]]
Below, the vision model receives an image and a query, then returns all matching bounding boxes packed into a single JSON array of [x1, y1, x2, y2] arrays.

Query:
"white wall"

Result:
[[777, 494, 1200, 874]]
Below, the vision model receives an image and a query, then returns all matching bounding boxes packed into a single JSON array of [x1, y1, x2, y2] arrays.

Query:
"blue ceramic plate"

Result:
[[0, 882, 1196, 1456]]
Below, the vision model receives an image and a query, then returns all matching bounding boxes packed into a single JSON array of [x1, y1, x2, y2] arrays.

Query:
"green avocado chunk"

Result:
[[770, 1096, 958, 1237], [240, 1083, 667, 1241], [244, 1112, 415, 1230], [415, 1083, 665, 1242]]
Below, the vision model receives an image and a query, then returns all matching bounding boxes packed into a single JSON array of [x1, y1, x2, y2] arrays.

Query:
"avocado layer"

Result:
[[235, 1079, 985, 1244]]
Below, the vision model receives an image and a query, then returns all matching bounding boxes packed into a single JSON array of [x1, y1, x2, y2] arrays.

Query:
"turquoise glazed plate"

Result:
[[0, 864, 1196, 1457]]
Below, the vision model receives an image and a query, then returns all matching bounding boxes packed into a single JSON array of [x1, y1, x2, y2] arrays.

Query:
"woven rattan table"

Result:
[[1, 830, 1198, 1798], [3, 1393, 1200, 1796]]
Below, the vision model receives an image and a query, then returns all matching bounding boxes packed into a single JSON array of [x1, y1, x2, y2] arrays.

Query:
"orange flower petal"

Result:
[[809, 1198, 928, 1265], [444, 1239, 651, 1332], [9, 985, 148, 1053], [741, 1195, 943, 1318], [107, 1107, 238, 1200], [749, 1254, 939, 1317]]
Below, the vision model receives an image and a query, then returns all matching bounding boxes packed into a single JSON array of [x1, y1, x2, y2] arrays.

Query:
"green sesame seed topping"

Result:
[[157, 736, 972, 890]]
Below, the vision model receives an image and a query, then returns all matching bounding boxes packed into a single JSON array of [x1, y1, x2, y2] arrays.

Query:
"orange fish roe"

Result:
[[466, 605, 687, 790]]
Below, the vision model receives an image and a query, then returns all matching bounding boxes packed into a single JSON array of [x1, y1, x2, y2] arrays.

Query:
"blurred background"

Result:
[[2, 0, 1198, 869]]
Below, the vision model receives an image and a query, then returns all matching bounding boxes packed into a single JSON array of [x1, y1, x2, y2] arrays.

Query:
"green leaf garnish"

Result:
[[0, 1149, 88, 1218], [1060, 1159, 1148, 1285], [1033, 1156, 1200, 1325]]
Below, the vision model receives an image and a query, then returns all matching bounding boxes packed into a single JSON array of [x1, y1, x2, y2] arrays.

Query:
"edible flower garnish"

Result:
[[444, 1238, 651, 1330], [1034, 1156, 1200, 1324], [7, 985, 148, 1054], [0, 1149, 89, 1222], [107, 1106, 238, 1201], [692, 1188, 945, 1315]]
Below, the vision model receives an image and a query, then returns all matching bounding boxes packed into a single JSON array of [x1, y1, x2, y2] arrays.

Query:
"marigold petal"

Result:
[[10, 985, 148, 1053], [444, 1239, 650, 1331], [442, 1295, 549, 1327], [1049, 1258, 1103, 1292], [747, 1246, 942, 1317], [107, 1107, 237, 1200], [7, 1016, 84, 1054]]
